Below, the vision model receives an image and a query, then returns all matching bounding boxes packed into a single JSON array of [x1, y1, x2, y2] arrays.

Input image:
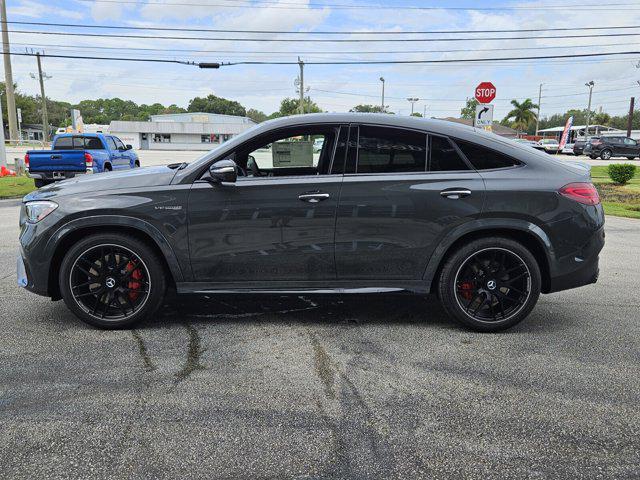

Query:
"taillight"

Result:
[[559, 182, 600, 205], [84, 152, 93, 168], [24, 153, 29, 167]]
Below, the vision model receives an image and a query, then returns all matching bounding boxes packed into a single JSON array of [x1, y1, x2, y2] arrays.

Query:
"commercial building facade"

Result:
[[109, 112, 256, 150]]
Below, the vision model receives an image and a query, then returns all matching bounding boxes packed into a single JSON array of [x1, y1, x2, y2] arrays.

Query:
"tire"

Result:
[[58, 233, 166, 329], [34, 179, 48, 188], [134, 161, 140, 168], [589, 155, 597, 159], [104, 164, 112, 172], [627, 156, 636, 160], [600, 149, 612, 160], [437, 237, 541, 332]]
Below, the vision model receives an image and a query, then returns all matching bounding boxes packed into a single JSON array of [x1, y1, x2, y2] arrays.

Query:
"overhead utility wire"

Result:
[[5, 50, 640, 67], [8, 29, 640, 43], [71, 0, 640, 11], [6, 20, 640, 35]]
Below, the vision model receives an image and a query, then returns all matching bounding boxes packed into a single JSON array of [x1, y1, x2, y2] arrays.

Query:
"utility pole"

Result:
[[627, 97, 635, 138], [297, 57, 304, 115], [423, 104, 427, 117], [379, 77, 385, 112], [36, 53, 50, 143], [0, 93, 6, 167], [1, 0, 19, 143], [407, 97, 419, 115], [535, 83, 542, 136], [584, 81, 594, 140]]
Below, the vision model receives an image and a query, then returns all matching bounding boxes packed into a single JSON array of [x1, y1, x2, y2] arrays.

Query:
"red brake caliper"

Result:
[[459, 282, 474, 301], [125, 261, 143, 301]]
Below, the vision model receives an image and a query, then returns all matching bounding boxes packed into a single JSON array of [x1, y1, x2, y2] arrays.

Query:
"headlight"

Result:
[[25, 200, 58, 223]]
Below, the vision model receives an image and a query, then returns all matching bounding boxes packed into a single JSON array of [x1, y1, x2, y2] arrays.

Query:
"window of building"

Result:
[[356, 126, 427, 173], [429, 135, 470, 171], [153, 134, 171, 143], [455, 139, 521, 170], [201, 135, 212, 143]]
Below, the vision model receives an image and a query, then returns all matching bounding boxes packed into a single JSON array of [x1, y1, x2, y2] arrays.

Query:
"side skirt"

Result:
[[176, 280, 430, 295]]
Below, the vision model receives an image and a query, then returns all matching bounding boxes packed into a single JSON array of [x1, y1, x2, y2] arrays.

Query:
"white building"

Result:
[[109, 112, 256, 150]]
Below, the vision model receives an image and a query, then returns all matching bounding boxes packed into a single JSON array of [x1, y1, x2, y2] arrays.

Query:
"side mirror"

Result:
[[208, 159, 238, 184], [126, 144, 133, 150]]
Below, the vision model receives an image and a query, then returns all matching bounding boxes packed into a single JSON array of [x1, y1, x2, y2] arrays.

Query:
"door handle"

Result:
[[298, 192, 330, 203], [440, 188, 471, 199]]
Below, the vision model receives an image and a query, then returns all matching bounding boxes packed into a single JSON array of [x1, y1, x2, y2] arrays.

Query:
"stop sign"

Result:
[[475, 82, 496, 104]]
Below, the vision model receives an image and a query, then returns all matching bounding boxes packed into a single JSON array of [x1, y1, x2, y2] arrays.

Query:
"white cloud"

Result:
[[9, 0, 85, 20]]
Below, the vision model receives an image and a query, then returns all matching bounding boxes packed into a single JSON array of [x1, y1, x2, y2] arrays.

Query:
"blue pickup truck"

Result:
[[26, 133, 139, 187]]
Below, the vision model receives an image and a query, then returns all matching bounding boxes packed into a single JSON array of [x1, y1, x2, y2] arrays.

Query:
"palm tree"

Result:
[[504, 99, 539, 132]]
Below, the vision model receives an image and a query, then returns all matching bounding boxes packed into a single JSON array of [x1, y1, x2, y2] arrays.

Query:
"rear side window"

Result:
[[84, 137, 104, 149], [53, 137, 72, 150], [429, 135, 470, 171], [356, 126, 426, 173], [455, 140, 521, 170]]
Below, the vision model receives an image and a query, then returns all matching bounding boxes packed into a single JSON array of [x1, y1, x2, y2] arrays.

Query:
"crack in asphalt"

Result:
[[175, 322, 206, 383], [131, 329, 156, 372]]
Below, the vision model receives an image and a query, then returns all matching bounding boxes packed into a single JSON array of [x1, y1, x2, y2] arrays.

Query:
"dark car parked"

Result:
[[583, 136, 640, 160], [573, 138, 587, 156], [17, 114, 604, 332]]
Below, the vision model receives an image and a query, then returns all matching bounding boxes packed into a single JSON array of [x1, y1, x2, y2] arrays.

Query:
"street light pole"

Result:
[[298, 57, 304, 115], [584, 81, 594, 140], [379, 77, 385, 112], [407, 97, 419, 115]]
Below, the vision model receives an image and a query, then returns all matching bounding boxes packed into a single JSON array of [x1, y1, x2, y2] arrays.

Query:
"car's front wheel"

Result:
[[437, 237, 541, 332], [59, 233, 166, 329]]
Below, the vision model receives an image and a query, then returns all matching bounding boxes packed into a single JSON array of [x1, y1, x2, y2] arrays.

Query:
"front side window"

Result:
[[226, 125, 339, 178], [624, 138, 637, 145], [356, 126, 426, 173], [455, 139, 521, 170], [114, 137, 126, 150], [429, 135, 470, 171]]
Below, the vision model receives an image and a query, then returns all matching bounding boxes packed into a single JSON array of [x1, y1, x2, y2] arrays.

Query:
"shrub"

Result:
[[607, 163, 636, 185]]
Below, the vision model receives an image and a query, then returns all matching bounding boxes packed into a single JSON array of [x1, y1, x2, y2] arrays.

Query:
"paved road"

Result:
[[0, 201, 639, 479]]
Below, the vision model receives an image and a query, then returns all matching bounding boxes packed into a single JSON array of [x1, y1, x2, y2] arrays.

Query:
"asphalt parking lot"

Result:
[[1, 201, 639, 479]]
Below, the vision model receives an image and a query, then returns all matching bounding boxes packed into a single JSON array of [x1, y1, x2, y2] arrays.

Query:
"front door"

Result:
[[187, 124, 347, 284], [335, 126, 485, 280]]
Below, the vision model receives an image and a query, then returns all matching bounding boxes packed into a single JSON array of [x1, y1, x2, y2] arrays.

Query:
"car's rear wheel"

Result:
[[59, 233, 166, 329], [600, 149, 612, 160], [626, 156, 636, 160], [438, 237, 541, 332], [34, 179, 48, 188]]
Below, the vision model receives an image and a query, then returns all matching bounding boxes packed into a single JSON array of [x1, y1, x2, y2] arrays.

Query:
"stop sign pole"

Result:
[[474, 82, 496, 129]]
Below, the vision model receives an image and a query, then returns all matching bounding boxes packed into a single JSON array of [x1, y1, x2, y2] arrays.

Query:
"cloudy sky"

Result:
[[4, 0, 640, 121]]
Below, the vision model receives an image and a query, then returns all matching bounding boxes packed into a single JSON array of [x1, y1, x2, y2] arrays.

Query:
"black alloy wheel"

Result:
[[454, 248, 531, 323], [59, 234, 166, 328], [438, 237, 541, 332]]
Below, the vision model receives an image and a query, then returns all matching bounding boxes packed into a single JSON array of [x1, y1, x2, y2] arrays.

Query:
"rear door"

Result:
[[335, 125, 485, 281]]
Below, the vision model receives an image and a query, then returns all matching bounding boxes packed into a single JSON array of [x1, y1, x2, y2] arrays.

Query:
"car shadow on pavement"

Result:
[[142, 293, 458, 330]]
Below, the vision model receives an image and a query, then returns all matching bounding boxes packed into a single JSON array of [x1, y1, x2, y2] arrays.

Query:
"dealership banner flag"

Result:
[[559, 116, 573, 149]]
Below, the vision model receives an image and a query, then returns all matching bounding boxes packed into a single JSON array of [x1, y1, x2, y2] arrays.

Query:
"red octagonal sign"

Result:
[[475, 82, 496, 104]]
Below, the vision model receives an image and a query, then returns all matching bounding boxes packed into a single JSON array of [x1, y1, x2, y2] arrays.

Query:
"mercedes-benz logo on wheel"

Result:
[[486, 280, 497, 290], [105, 277, 116, 288]]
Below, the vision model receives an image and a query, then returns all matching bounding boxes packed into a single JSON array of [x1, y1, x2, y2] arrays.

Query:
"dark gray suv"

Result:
[[17, 114, 604, 332]]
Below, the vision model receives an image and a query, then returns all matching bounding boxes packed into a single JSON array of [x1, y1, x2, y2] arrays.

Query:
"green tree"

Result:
[[247, 108, 268, 123], [350, 104, 385, 113], [187, 94, 247, 116], [460, 98, 479, 119], [503, 98, 539, 132], [410, 112, 423, 117], [270, 97, 322, 118]]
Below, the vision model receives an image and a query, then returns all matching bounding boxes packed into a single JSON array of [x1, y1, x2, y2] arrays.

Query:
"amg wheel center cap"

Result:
[[105, 277, 116, 288], [486, 280, 497, 290]]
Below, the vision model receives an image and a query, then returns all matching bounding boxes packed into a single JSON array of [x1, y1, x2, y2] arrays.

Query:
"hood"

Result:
[[23, 166, 178, 202]]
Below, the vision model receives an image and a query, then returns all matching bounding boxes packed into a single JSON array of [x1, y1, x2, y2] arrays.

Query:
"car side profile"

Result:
[[17, 114, 605, 332], [583, 135, 640, 160]]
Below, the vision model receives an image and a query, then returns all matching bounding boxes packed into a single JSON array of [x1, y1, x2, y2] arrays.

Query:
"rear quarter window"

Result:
[[455, 139, 521, 170]]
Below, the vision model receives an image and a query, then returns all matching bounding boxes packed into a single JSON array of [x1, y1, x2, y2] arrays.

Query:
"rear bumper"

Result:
[[28, 168, 93, 180]]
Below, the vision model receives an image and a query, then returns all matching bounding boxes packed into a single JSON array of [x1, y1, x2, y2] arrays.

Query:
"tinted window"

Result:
[[455, 140, 521, 170], [429, 135, 470, 171], [84, 137, 104, 149], [114, 137, 126, 150], [356, 126, 426, 173], [106, 137, 118, 150], [53, 137, 72, 150]]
